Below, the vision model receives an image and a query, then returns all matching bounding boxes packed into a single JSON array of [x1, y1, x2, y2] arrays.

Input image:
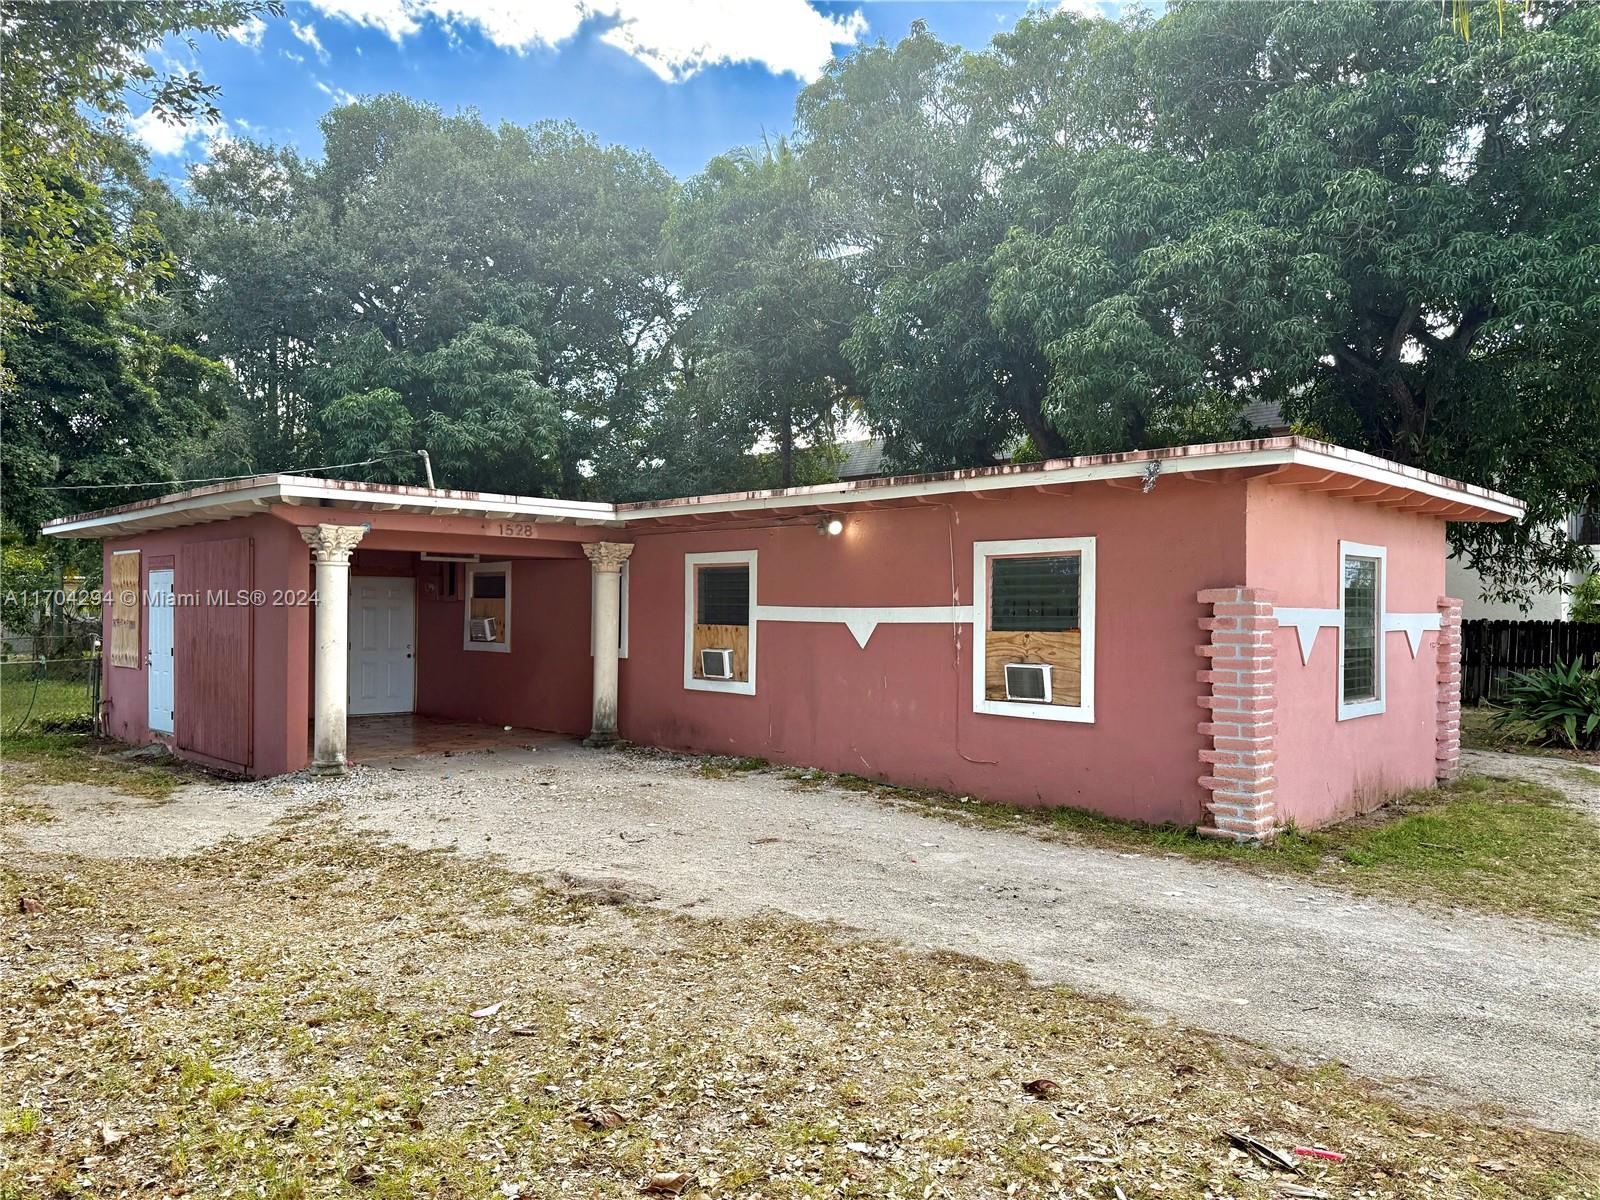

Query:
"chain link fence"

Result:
[[1, 629, 102, 736]]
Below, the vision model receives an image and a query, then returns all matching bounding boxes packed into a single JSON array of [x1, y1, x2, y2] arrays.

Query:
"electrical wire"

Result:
[[38, 452, 418, 492]]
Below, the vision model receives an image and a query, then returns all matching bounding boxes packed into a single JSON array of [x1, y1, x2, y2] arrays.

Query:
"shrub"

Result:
[[1571, 570, 1600, 623], [1492, 659, 1600, 750]]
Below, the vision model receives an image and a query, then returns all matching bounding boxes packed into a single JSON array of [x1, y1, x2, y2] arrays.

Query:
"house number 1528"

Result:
[[497, 521, 538, 537]]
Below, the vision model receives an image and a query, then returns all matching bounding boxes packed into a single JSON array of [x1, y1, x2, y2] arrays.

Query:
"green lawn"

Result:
[[0, 664, 97, 733], [788, 770, 1600, 935]]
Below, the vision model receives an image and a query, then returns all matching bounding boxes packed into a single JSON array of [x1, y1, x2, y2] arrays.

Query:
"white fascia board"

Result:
[[1282, 445, 1524, 519], [274, 477, 618, 521], [44, 477, 622, 538], [620, 443, 1524, 523], [42, 482, 284, 538]]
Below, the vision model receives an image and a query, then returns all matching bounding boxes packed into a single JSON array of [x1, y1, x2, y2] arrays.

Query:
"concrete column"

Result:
[[583, 541, 634, 747], [299, 523, 368, 774]]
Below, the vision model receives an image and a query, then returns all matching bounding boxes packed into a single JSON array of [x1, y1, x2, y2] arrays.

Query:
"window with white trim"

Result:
[[972, 537, 1095, 723], [1337, 541, 1385, 719], [684, 551, 756, 694], [464, 562, 511, 652]]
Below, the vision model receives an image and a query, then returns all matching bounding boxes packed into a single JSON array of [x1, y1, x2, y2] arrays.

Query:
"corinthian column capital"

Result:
[[299, 522, 367, 565], [582, 541, 635, 574]]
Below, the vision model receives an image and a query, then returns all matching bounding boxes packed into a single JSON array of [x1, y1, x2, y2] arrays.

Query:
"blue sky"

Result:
[[133, 1, 1098, 183]]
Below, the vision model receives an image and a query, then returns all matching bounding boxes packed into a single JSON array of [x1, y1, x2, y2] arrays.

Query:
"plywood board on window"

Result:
[[108, 551, 141, 668], [693, 623, 749, 681], [469, 596, 507, 643], [985, 629, 1081, 706]]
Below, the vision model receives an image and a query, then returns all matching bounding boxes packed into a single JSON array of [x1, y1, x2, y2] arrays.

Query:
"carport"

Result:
[[43, 475, 636, 777]]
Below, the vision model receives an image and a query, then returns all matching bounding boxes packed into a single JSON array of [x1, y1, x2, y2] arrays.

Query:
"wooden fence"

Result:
[[1461, 619, 1600, 704]]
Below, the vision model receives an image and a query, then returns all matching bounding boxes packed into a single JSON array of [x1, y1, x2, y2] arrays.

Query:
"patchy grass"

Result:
[[0, 733, 200, 807], [3, 823, 1596, 1200], [783, 768, 1600, 935], [695, 755, 769, 779], [1461, 705, 1600, 765]]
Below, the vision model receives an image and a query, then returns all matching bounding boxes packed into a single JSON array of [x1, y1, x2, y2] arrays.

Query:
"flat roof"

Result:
[[42, 436, 1524, 539]]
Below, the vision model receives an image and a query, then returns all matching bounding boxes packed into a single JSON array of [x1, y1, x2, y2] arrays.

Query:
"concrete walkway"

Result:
[[15, 742, 1599, 1133]]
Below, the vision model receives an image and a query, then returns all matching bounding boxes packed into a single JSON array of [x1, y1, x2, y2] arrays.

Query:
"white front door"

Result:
[[349, 577, 415, 716], [147, 568, 175, 734]]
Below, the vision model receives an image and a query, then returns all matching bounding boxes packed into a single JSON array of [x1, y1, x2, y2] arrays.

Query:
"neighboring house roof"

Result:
[[43, 437, 1526, 540], [1239, 400, 1290, 433], [836, 437, 888, 480]]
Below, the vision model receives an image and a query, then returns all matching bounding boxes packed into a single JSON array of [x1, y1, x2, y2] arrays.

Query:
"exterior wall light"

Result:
[[819, 517, 844, 536]]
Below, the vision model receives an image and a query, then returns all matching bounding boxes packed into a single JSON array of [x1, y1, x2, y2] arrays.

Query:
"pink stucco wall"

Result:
[[100, 514, 312, 777], [414, 555, 592, 734], [1245, 481, 1447, 827], [88, 474, 1461, 830], [619, 479, 1249, 825]]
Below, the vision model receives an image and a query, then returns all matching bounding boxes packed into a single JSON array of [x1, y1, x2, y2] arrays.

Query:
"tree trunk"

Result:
[[1016, 384, 1067, 460], [779, 402, 795, 488]]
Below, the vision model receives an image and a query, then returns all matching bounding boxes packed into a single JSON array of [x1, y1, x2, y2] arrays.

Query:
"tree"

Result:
[[0, 1, 281, 318], [813, 2, 1598, 597], [184, 98, 679, 497], [1, 1, 275, 538], [665, 141, 858, 487], [796, 24, 1053, 472]]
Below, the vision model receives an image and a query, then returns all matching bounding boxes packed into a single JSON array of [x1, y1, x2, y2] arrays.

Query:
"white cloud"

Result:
[[306, 0, 867, 82], [1055, 0, 1113, 16], [128, 109, 230, 158], [315, 79, 360, 106], [308, 0, 419, 43], [292, 19, 331, 62], [227, 15, 268, 47], [596, 1, 867, 83]]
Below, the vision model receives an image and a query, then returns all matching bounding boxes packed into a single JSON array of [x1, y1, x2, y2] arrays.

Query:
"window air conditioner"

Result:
[[469, 617, 498, 643], [700, 647, 734, 679], [1004, 662, 1052, 703]]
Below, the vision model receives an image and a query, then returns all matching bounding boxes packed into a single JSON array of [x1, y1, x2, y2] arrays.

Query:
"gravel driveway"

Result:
[[13, 743, 1599, 1135]]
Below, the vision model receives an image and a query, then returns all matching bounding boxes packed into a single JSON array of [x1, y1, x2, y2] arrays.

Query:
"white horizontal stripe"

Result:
[[754, 604, 975, 649]]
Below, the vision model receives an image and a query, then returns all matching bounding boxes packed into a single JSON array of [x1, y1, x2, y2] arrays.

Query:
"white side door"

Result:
[[147, 568, 175, 734], [349, 577, 415, 716]]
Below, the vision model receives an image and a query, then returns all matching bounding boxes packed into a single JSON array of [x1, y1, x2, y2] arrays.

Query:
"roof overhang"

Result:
[[41, 474, 622, 539], [617, 438, 1525, 524], [42, 438, 1524, 541]]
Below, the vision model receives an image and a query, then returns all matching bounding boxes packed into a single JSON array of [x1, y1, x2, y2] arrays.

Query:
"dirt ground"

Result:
[[7, 743, 1597, 1138], [6, 810, 1598, 1200]]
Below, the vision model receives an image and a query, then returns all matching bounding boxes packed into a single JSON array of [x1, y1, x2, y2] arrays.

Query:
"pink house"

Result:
[[44, 437, 1522, 840]]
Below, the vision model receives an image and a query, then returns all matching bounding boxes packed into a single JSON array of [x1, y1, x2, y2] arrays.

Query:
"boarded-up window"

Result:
[[984, 552, 1083, 708], [465, 563, 511, 651], [689, 558, 752, 685], [108, 550, 141, 668]]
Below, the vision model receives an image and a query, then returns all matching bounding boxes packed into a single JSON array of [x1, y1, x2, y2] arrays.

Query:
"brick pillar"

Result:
[[1196, 587, 1279, 841], [1436, 596, 1463, 781]]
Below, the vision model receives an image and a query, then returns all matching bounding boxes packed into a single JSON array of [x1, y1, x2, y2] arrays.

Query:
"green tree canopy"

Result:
[[664, 140, 859, 488], [799, 1, 1600, 595], [183, 98, 679, 497]]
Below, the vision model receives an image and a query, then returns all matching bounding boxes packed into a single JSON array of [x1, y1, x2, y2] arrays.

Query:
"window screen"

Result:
[[471, 571, 506, 600], [697, 565, 749, 626], [991, 555, 1080, 632], [1342, 555, 1379, 701]]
